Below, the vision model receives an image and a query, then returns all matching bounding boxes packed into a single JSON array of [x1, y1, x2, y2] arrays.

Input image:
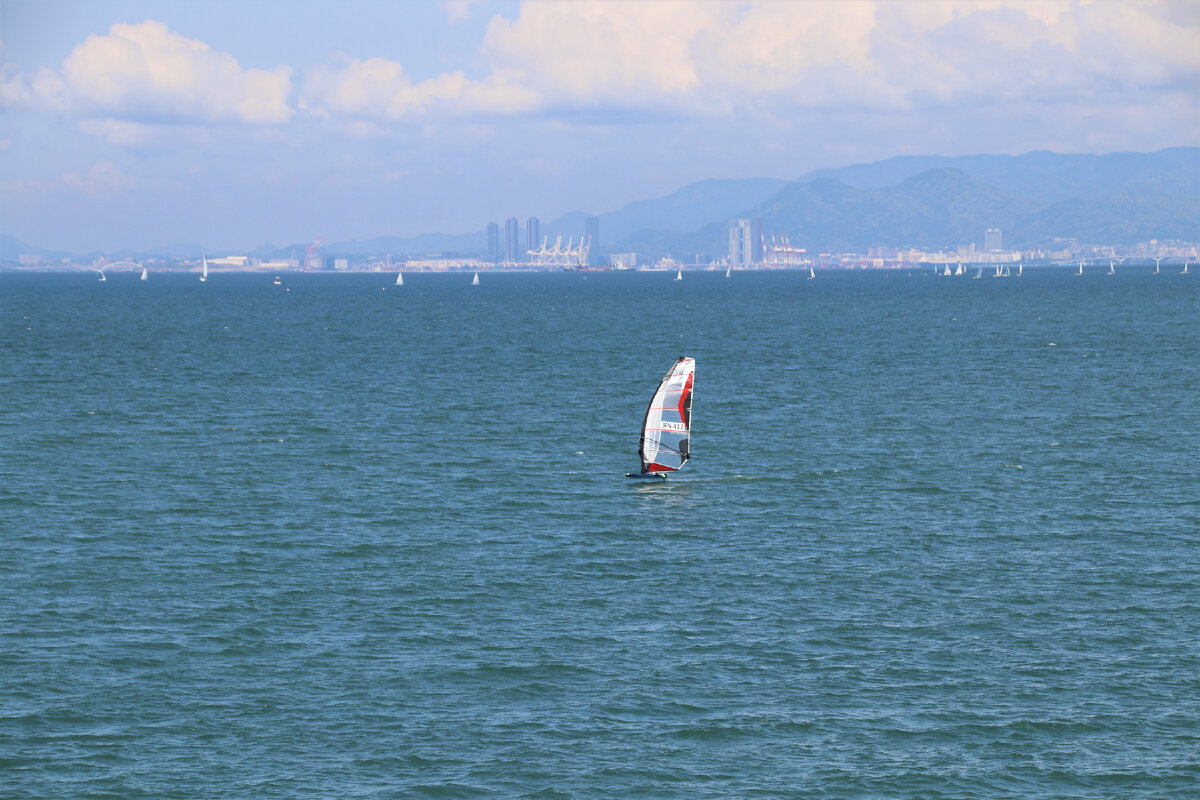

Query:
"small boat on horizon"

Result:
[[140, 267, 148, 281], [200, 253, 208, 282], [471, 272, 480, 286], [395, 271, 404, 286]]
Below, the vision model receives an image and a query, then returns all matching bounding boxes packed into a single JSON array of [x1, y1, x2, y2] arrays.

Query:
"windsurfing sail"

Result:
[[636, 357, 695, 474]]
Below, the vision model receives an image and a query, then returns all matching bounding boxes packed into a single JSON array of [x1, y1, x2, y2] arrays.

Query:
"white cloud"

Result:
[[5, 2, 1196, 141], [61, 162, 138, 195], [302, 55, 539, 121], [476, 0, 1200, 116], [442, 0, 486, 23], [13, 20, 293, 125]]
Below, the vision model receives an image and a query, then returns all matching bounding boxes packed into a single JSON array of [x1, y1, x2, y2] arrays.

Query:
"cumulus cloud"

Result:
[[61, 162, 138, 195], [6, 3, 1196, 136], [11, 20, 293, 125], [442, 0, 486, 23], [476, 0, 1200, 115], [302, 55, 539, 121]]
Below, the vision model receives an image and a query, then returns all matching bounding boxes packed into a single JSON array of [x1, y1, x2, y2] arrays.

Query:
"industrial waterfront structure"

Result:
[[585, 217, 600, 266]]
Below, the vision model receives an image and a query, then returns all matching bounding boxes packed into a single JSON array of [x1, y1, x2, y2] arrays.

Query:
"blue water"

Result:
[[2, 269, 1197, 798]]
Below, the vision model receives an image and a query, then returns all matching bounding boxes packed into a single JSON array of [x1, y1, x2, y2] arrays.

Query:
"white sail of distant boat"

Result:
[[1108, 260, 1115, 275], [955, 263, 963, 276], [1182, 260, 1189, 275], [626, 356, 695, 479], [808, 265, 815, 279], [1154, 257, 1161, 275], [675, 269, 683, 281], [89, 267, 106, 282], [1017, 263, 1023, 277], [943, 265, 952, 276], [1076, 260, 1084, 276], [273, 276, 281, 285], [974, 267, 982, 279], [1002, 265, 1011, 277], [471, 272, 479, 286], [395, 271, 403, 286], [725, 265, 731, 278], [200, 253, 208, 282], [140, 267, 148, 281]]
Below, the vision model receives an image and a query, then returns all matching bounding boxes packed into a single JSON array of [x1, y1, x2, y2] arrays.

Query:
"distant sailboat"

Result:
[[395, 271, 404, 286], [1154, 257, 1162, 275], [675, 269, 683, 281], [955, 263, 963, 276], [943, 265, 952, 276], [725, 265, 731, 278], [1107, 260, 1115, 275], [974, 267, 982, 279], [1017, 263, 1023, 277], [273, 276, 281, 285], [1076, 260, 1084, 276], [140, 267, 148, 281], [200, 253, 208, 282], [1183, 261, 1190, 275], [808, 265, 815, 279], [89, 267, 107, 282], [471, 272, 480, 286]]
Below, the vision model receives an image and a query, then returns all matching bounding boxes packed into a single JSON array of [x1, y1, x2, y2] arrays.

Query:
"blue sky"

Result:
[[2, 0, 1198, 252]]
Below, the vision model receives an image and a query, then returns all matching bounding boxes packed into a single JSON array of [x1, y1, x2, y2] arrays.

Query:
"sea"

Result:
[[2, 267, 1197, 799]]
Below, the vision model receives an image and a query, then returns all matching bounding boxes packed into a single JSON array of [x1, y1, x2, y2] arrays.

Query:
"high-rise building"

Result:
[[585, 216, 600, 266], [985, 228, 1003, 252], [729, 218, 763, 266], [526, 217, 540, 262], [505, 217, 519, 264], [487, 223, 499, 264]]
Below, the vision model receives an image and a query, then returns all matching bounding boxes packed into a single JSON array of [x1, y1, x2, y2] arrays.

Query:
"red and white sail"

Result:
[[638, 357, 695, 474]]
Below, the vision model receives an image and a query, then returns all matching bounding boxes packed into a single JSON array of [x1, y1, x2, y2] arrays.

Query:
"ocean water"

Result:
[[2, 268, 1197, 798]]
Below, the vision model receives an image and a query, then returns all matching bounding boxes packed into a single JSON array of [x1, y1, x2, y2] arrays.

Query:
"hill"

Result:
[[616, 147, 1199, 256]]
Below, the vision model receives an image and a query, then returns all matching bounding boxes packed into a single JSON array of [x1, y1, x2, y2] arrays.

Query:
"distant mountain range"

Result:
[[610, 147, 1199, 257], [3, 148, 1196, 262]]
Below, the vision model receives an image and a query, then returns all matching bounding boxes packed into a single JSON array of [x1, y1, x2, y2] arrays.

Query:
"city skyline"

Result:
[[2, 1, 1198, 252]]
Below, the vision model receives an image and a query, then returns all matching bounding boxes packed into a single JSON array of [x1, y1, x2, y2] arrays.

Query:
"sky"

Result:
[[2, 0, 1198, 253]]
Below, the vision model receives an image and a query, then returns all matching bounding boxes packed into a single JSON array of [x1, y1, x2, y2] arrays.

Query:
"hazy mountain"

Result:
[[544, 177, 787, 244], [0, 235, 75, 262], [795, 147, 1200, 205], [5, 148, 1194, 262], [617, 148, 1198, 256], [1014, 193, 1200, 246]]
